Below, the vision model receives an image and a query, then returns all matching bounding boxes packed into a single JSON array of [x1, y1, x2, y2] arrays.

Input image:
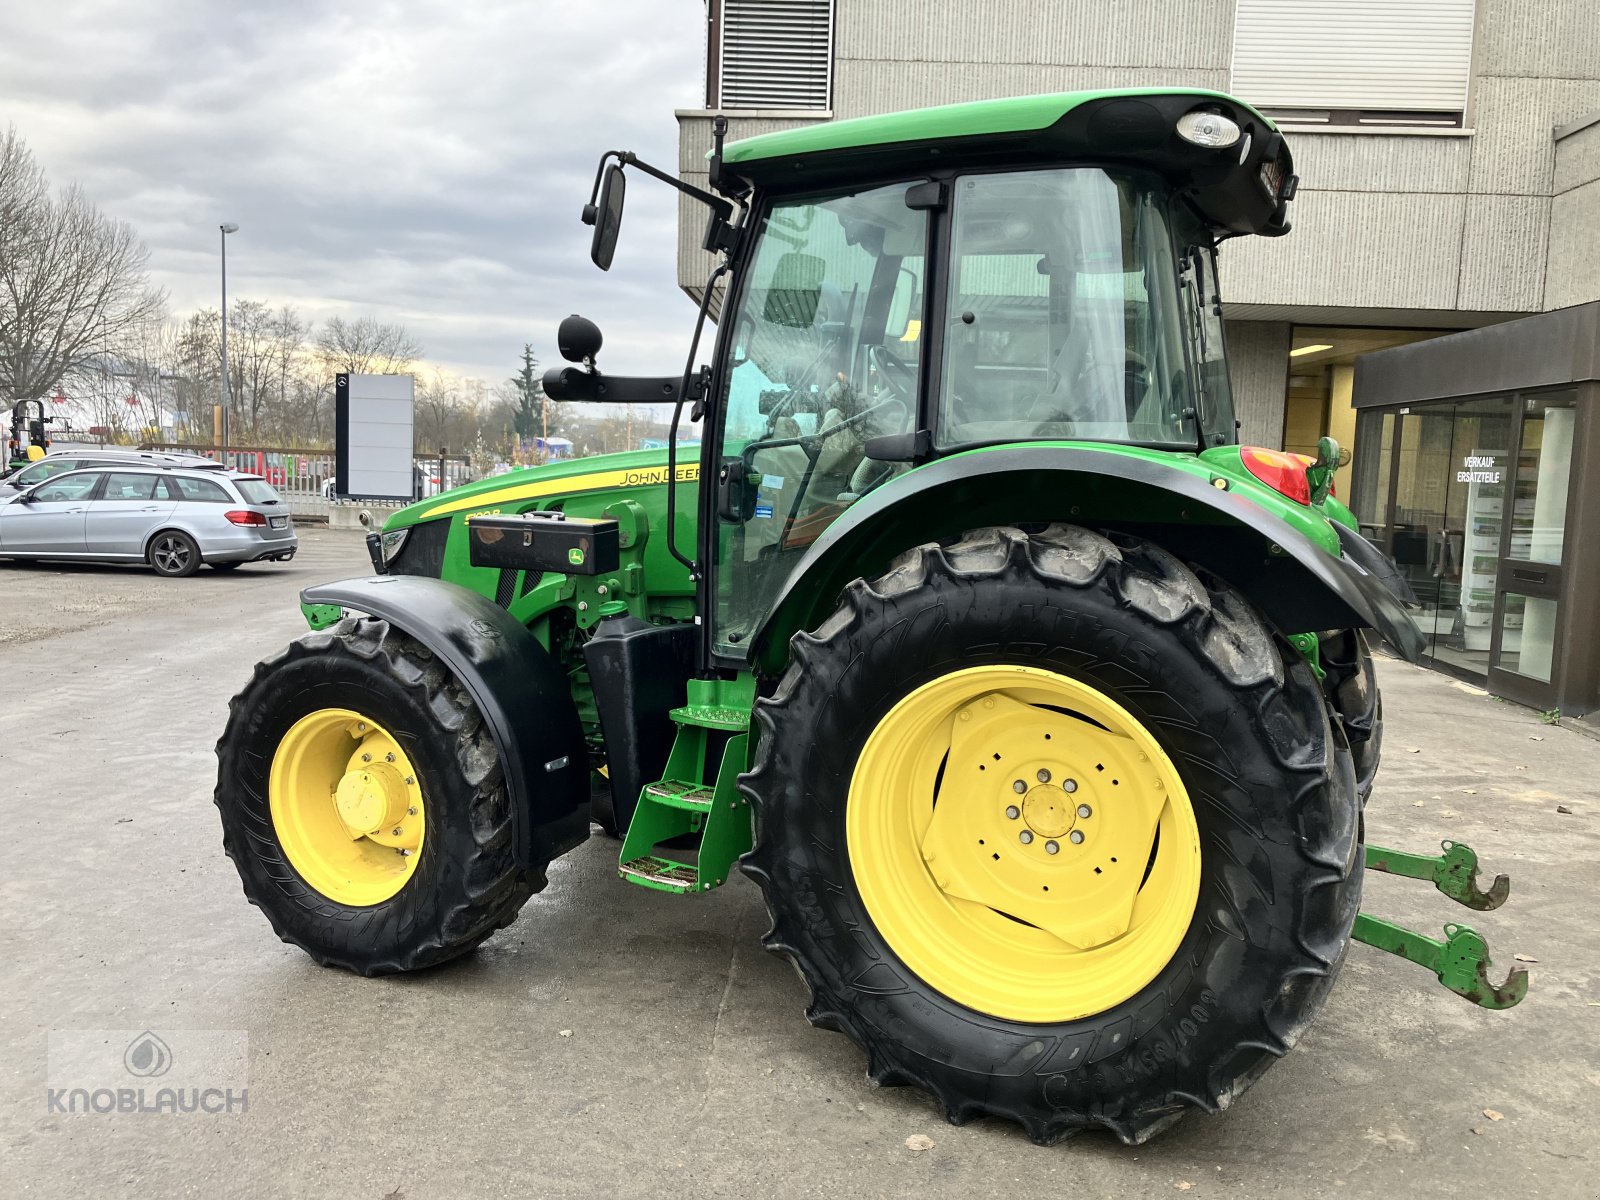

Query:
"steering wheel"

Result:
[[868, 343, 917, 404]]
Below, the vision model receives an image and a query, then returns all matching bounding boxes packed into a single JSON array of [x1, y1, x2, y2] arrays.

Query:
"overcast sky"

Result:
[[0, 0, 707, 383]]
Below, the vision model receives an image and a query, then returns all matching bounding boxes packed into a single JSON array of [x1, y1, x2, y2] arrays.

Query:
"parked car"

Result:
[[0, 448, 225, 497], [0, 465, 297, 576], [320, 464, 444, 501]]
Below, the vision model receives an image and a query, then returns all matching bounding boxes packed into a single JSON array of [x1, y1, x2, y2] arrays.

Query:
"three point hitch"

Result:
[[1353, 840, 1529, 1010]]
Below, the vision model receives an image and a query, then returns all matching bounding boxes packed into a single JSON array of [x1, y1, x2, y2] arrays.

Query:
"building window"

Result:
[[1230, 0, 1475, 129], [711, 0, 834, 111]]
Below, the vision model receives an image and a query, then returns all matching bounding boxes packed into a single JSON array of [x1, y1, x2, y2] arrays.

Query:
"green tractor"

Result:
[[5, 398, 54, 474], [216, 88, 1526, 1143]]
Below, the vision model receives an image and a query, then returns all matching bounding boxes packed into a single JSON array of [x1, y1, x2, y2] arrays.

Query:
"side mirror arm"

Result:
[[580, 151, 736, 227]]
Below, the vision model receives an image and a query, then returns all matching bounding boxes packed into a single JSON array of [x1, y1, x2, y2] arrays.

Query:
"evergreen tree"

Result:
[[509, 344, 541, 448]]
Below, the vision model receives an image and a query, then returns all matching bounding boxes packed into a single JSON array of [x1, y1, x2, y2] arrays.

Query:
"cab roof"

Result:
[[721, 88, 1292, 238]]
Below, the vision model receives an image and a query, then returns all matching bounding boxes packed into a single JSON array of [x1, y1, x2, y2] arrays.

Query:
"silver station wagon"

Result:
[[0, 465, 297, 576]]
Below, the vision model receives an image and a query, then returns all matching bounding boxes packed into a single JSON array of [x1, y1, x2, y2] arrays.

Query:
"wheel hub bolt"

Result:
[[1077, 804, 1092, 819], [1012, 780, 1027, 794], [1005, 805, 1021, 820], [391, 826, 402, 836], [1063, 779, 1078, 793], [385, 753, 395, 763], [404, 777, 415, 786], [360, 753, 371, 763], [1045, 840, 1059, 855], [407, 806, 418, 816], [1019, 830, 1034, 844], [1036, 768, 1051, 784], [1069, 830, 1085, 844]]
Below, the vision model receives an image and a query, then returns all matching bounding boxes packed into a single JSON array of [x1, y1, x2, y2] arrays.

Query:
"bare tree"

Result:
[[0, 125, 166, 402], [314, 314, 421, 376], [413, 370, 460, 453]]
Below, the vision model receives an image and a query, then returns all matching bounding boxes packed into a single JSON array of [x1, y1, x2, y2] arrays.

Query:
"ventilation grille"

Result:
[[719, 0, 833, 110], [1231, 0, 1474, 120]]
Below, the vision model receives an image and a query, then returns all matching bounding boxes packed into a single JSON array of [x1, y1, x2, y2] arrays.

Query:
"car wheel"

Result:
[[148, 530, 201, 577]]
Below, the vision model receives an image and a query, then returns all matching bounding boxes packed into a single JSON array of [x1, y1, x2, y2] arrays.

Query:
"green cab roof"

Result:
[[723, 88, 1277, 166], [717, 87, 1291, 237]]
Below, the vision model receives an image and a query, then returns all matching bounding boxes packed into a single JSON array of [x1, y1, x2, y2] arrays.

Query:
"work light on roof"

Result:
[[1176, 109, 1241, 149]]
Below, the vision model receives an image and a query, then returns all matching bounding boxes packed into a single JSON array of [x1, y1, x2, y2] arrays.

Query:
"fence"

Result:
[[140, 443, 475, 521]]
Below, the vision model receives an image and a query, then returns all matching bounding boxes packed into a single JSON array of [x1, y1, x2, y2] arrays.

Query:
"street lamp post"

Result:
[[218, 223, 239, 462]]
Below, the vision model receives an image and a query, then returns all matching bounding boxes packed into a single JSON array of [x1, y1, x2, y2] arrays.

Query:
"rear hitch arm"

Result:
[[1351, 914, 1528, 1010], [1364, 840, 1510, 911], [1354, 839, 1527, 1010]]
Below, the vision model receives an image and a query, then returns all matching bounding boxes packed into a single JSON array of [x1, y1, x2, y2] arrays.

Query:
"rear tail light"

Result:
[[1292, 452, 1336, 497], [1239, 447, 1311, 505], [224, 509, 267, 526]]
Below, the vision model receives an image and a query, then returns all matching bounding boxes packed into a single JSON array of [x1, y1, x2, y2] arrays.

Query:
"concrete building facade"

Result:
[[677, 0, 1600, 464]]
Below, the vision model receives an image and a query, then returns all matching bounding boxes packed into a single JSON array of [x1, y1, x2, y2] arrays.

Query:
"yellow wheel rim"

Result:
[[269, 708, 425, 907], [847, 665, 1201, 1024]]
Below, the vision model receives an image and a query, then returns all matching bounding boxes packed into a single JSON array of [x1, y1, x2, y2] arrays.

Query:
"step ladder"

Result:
[[618, 677, 753, 894]]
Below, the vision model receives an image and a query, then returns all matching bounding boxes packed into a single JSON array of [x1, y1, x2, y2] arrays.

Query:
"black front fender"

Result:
[[301, 575, 589, 867], [750, 445, 1426, 668]]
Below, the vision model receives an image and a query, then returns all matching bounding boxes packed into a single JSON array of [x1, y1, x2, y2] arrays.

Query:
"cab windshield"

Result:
[[714, 181, 925, 652], [938, 168, 1192, 448]]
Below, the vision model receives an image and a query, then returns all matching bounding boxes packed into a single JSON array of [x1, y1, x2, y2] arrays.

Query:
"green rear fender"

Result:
[[750, 443, 1424, 672]]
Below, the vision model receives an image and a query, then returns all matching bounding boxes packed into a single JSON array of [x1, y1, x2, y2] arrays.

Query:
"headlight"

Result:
[[1176, 109, 1241, 149], [380, 527, 410, 563]]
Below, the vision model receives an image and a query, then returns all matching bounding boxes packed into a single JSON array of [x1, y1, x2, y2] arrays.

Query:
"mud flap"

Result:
[[300, 575, 589, 866]]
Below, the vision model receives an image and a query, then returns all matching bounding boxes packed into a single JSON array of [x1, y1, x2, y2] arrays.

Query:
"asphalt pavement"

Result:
[[1, 526, 1596, 1198]]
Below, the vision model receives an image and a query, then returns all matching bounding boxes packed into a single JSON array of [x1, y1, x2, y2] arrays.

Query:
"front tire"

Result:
[[740, 525, 1361, 1144], [215, 618, 539, 974]]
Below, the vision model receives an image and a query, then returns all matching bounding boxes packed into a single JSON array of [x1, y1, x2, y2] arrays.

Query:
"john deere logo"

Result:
[[568, 548, 585, 565], [124, 1031, 172, 1078]]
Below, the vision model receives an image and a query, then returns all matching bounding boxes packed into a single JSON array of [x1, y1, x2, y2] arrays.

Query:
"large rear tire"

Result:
[[1322, 630, 1383, 803], [740, 525, 1361, 1144], [215, 618, 540, 974]]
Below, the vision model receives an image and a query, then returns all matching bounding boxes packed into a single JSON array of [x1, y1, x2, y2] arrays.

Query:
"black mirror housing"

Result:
[[590, 164, 626, 270]]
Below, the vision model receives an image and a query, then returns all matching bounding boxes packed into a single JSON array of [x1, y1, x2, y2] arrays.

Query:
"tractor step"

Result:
[[617, 676, 755, 895], [641, 780, 716, 812], [1354, 839, 1528, 1009], [619, 855, 703, 892]]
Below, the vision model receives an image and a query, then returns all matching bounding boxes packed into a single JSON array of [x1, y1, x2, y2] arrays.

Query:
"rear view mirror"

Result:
[[762, 252, 826, 328], [885, 266, 918, 340], [590, 164, 626, 271]]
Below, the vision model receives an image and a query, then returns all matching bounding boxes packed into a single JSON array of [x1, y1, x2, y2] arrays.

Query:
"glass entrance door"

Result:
[[1488, 391, 1578, 706], [1387, 396, 1517, 678]]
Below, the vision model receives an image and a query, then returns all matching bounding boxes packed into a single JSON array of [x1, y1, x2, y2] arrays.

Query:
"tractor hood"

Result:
[[382, 446, 692, 532]]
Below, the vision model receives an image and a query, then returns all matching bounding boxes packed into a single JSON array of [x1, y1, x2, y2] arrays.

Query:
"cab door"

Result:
[[84, 471, 175, 557], [0, 471, 102, 554]]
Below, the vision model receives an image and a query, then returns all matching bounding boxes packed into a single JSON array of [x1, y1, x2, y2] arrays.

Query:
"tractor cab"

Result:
[[554, 90, 1307, 660]]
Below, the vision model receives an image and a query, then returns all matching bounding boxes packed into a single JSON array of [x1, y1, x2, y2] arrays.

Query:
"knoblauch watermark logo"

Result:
[[47, 1030, 248, 1115]]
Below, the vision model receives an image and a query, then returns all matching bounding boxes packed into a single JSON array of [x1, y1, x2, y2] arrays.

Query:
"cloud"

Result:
[[0, 0, 708, 381]]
